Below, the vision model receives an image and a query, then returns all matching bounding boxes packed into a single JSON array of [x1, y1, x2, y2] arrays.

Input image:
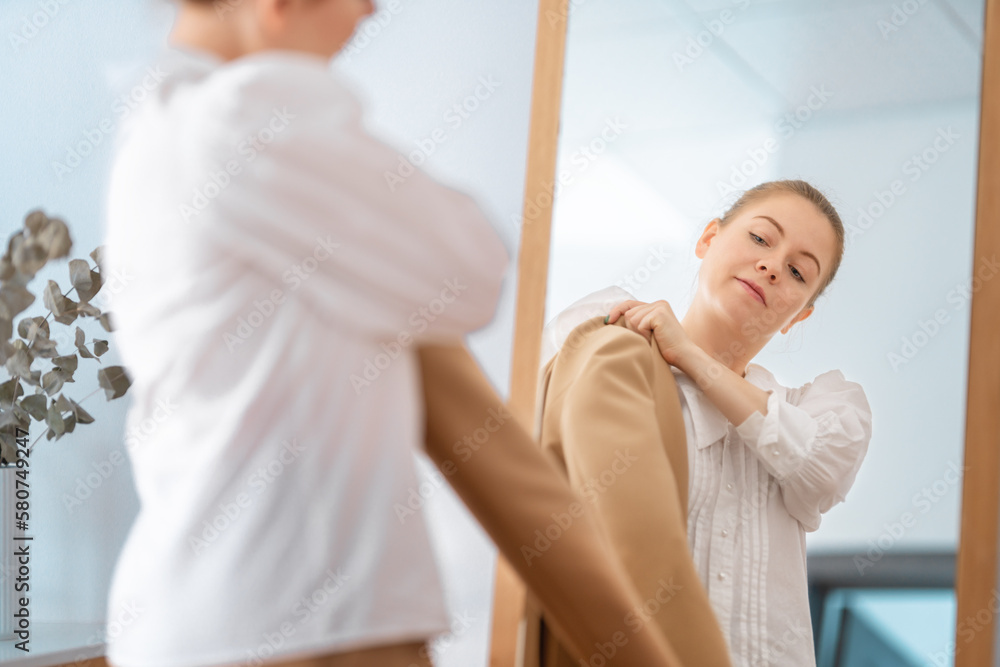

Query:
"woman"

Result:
[[543, 180, 874, 666], [101, 1, 689, 666]]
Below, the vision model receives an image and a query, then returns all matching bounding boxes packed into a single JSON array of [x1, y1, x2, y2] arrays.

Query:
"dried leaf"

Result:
[[23, 370, 40, 387], [0, 284, 35, 319], [43, 280, 68, 317], [19, 393, 46, 421], [93, 339, 108, 357], [90, 246, 105, 272], [0, 318, 10, 343], [4, 348, 33, 378], [69, 259, 93, 293], [0, 341, 14, 365], [28, 336, 59, 358], [77, 302, 101, 317], [45, 402, 65, 436], [70, 398, 94, 424], [98, 312, 114, 332], [53, 354, 78, 375], [17, 316, 49, 341], [0, 258, 13, 282], [0, 404, 29, 432], [0, 377, 24, 405], [11, 239, 47, 277], [98, 365, 131, 400], [41, 369, 65, 396], [76, 269, 103, 303], [38, 217, 72, 260], [53, 393, 72, 412], [0, 432, 17, 465], [62, 411, 76, 434], [74, 326, 85, 347], [24, 210, 47, 236]]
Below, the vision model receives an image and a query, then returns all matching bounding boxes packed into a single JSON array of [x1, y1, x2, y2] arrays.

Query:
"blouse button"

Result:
[[721, 529, 729, 537], [726, 483, 733, 491], [772, 449, 780, 456], [718, 572, 727, 580]]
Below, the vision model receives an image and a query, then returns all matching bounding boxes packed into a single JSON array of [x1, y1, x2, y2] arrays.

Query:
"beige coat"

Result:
[[519, 315, 733, 667]]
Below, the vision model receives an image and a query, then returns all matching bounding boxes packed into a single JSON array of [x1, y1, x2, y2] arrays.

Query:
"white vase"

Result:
[[1, 462, 18, 641]]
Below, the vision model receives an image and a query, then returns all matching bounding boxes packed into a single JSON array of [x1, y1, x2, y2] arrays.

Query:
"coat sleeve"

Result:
[[186, 56, 510, 344], [732, 370, 873, 532]]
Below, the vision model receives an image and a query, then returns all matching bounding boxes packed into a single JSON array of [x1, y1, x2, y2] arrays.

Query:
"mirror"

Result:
[[539, 0, 987, 661]]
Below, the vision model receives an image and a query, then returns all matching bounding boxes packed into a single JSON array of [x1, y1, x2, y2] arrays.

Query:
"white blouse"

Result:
[[101, 45, 508, 666], [541, 286, 873, 667]]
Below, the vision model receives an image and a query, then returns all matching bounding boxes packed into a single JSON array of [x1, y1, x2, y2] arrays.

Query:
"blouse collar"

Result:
[[671, 363, 779, 449]]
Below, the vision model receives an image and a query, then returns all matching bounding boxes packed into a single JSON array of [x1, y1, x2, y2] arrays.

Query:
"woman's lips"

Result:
[[737, 278, 765, 304]]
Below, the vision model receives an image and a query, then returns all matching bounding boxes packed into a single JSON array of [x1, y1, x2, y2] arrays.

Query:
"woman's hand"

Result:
[[606, 299, 693, 366]]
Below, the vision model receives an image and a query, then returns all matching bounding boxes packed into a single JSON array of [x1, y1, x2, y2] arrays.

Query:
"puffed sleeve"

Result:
[[732, 370, 873, 532], [186, 54, 510, 344]]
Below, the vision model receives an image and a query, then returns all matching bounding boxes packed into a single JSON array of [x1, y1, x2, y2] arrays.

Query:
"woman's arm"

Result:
[[417, 342, 685, 667], [671, 342, 771, 427]]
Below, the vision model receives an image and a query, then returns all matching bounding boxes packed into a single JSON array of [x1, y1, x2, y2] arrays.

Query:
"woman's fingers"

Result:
[[607, 300, 644, 323]]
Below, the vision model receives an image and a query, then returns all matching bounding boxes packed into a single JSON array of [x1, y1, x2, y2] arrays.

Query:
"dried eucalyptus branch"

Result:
[[0, 209, 132, 464]]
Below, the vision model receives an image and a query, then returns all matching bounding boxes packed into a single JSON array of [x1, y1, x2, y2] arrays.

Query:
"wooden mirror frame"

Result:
[[491, 0, 1000, 664]]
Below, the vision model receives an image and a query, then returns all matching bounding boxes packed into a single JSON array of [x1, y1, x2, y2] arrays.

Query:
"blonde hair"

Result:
[[717, 179, 845, 308]]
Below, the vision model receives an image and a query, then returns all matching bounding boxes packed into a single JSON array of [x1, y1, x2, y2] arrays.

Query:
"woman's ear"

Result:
[[781, 304, 814, 334], [694, 218, 721, 260]]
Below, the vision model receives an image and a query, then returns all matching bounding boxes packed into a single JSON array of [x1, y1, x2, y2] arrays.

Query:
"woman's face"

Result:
[[694, 192, 838, 339]]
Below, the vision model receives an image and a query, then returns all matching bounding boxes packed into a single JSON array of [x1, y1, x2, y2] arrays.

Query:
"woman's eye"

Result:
[[752, 233, 806, 283]]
